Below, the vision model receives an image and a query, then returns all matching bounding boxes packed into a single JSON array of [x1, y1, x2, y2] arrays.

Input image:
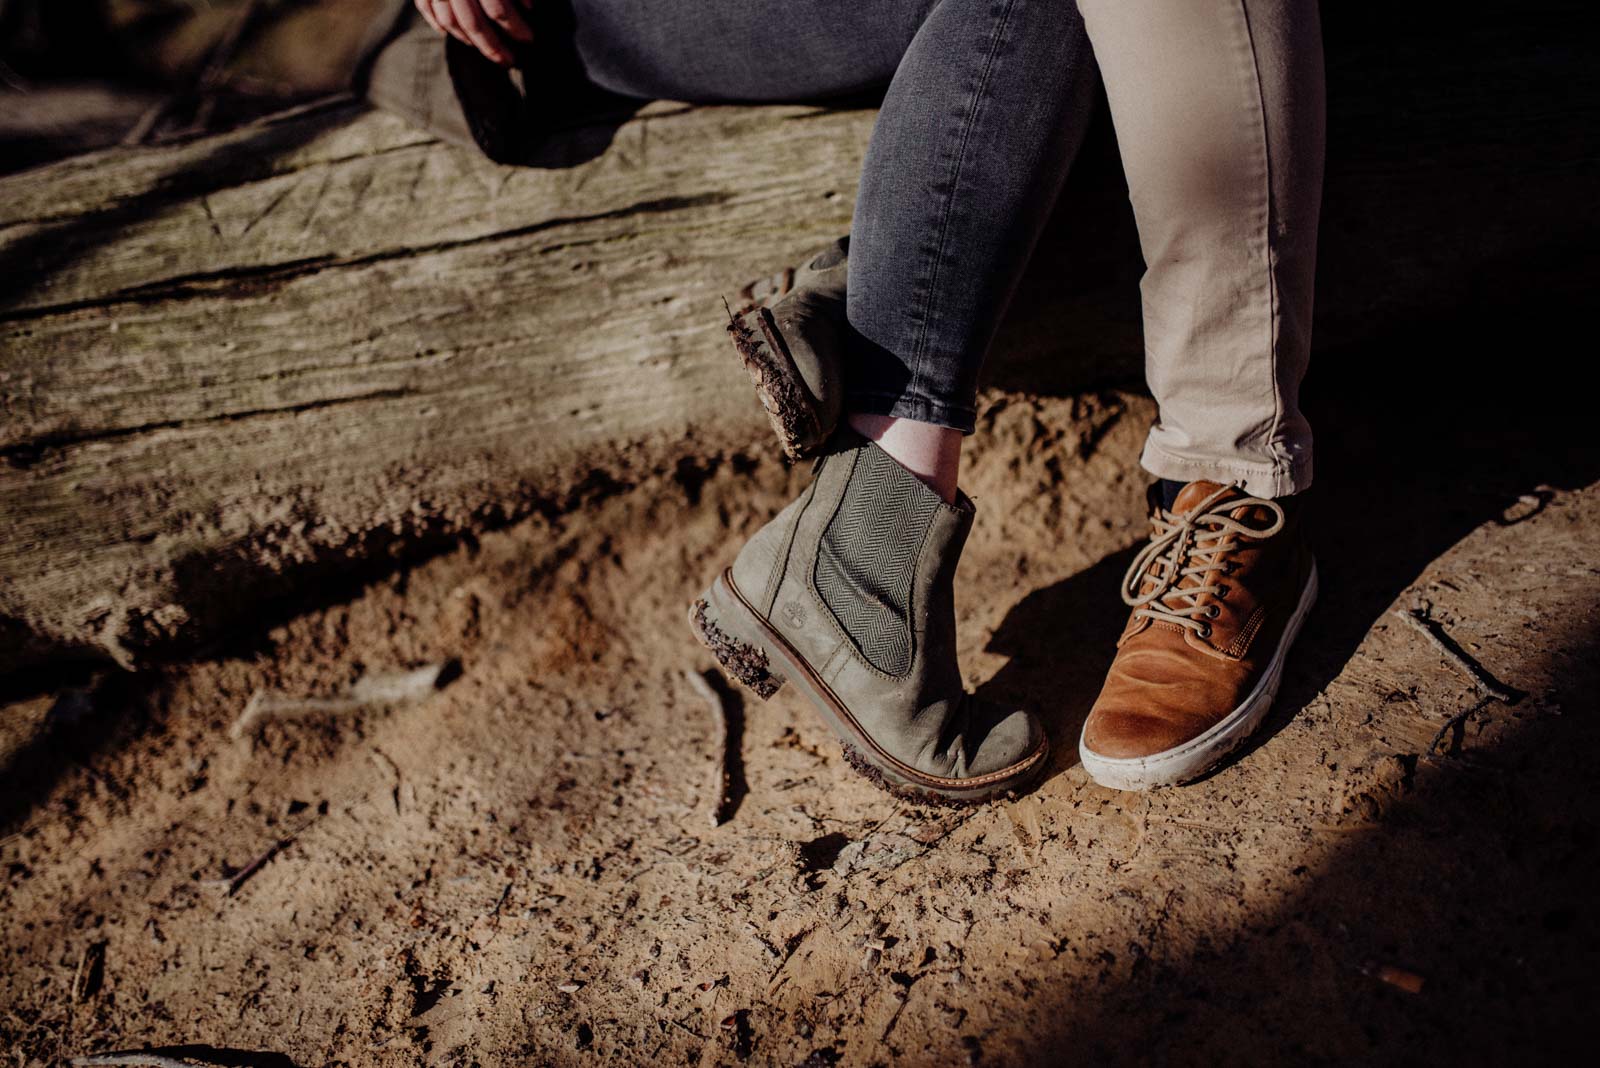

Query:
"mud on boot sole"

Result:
[[839, 744, 1040, 809], [726, 306, 826, 461], [688, 596, 787, 700], [694, 569, 1050, 805]]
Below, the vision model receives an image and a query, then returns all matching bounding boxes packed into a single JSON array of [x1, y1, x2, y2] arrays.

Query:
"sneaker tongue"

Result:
[[1170, 480, 1241, 515], [1141, 481, 1238, 604]]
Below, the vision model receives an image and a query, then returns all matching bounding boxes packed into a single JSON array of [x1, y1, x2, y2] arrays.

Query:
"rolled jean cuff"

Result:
[[844, 390, 978, 435], [1140, 439, 1314, 499]]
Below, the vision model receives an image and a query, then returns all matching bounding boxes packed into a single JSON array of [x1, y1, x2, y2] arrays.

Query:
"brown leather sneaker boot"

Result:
[[1078, 481, 1318, 790], [725, 238, 849, 460], [689, 432, 1049, 804]]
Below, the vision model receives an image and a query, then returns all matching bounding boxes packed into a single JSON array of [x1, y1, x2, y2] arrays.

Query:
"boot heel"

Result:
[[726, 306, 823, 461], [688, 595, 787, 699]]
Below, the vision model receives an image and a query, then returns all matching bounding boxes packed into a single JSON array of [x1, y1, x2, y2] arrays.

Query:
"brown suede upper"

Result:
[[1082, 481, 1313, 760]]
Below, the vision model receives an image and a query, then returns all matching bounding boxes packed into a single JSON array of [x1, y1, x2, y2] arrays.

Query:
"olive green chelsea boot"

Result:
[[689, 432, 1048, 804]]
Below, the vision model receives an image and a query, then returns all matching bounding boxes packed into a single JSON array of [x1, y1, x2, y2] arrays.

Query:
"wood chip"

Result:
[[71, 940, 106, 1002], [1373, 963, 1426, 994], [230, 663, 454, 739]]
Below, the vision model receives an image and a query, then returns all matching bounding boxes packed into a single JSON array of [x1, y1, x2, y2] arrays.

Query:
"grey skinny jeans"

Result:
[[563, 0, 1325, 497], [564, 0, 1100, 434]]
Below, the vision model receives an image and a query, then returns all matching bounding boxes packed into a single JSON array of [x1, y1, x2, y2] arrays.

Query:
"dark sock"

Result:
[[1158, 479, 1186, 512]]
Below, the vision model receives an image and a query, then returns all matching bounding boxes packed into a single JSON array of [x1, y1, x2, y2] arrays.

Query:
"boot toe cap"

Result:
[[1081, 706, 1207, 760], [965, 703, 1047, 778]]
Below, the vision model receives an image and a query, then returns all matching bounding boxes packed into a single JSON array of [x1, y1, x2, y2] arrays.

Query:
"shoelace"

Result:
[[1121, 483, 1285, 638]]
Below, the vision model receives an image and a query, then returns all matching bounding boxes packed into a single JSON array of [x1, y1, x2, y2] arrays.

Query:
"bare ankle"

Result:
[[846, 413, 962, 504]]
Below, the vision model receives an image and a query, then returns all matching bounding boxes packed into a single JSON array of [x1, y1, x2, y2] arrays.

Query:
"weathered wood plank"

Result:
[[0, 100, 866, 320], [0, 134, 867, 444], [4, 1, 1596, 677], [0, 99, 434, 227], [0, 101, 870, 672]]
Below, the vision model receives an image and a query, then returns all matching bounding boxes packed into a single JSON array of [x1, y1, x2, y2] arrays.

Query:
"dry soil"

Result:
[[3, 382, 1597, 1066]]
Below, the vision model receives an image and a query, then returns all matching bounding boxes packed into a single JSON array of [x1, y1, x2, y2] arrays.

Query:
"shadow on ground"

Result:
[[2, 3, 1596, 1061], [1045, 623, 1599, 1063], [980, 0, 1600, 772], [973, 6, 1600, 1055], [977, 271, 1599, 1058], [982, 266, 1600, 779]]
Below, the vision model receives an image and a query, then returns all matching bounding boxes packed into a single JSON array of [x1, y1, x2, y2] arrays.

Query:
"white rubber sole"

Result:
[[1078, 560, 1319, 791]]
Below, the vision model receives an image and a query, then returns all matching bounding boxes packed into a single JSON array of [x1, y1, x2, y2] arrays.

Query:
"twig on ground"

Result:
[[861, 804, 903, 842], [491, 881, 513, 917], [766, 925, 816, 995], [684, 670, 736, 826], [478, 880, 517, 950], [69, 1054, 225, 1068], [1391, 608, 1524, 703], [665, 1014, 706, 1040], [880, 990, 910, 1042], [1426, 693, 1496, 756], [231, 663, 454, 740], [227, 836, 292, 896], [72, 941, 107, 1002], [369, 748, 403, 814], [1392, 606, 1526, 756], [225, 811, 319, 896]]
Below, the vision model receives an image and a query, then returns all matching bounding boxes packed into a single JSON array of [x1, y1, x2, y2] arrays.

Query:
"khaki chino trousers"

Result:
[[1080, 0, 1325, 497]]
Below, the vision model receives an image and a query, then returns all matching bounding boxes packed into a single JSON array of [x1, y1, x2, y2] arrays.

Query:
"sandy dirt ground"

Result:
[[3, 3, 1597, 1063], [3, 344, 1597, 1066]]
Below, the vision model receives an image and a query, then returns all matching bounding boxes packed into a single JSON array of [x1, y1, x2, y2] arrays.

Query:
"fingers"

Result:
[[479, 0, 535, 44], [446, 0, 515, 65], [427, 0, 471, 49], [414, 0, 441, 34]]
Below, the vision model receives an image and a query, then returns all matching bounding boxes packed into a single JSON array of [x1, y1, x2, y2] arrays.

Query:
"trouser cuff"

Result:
[[1140, 439, 1313, 499], [844, 391, 978, 435]]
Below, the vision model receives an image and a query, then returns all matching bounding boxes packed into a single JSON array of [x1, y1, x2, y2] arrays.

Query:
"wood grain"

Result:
[[1, 100, 869, 672]]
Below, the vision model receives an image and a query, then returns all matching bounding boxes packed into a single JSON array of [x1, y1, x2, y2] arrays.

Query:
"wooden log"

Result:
[[0, 99, 875, 673], [2, 2, 1596, 678]]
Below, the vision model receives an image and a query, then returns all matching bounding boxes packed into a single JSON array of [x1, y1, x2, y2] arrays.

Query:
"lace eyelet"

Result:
[[1216, 585, 1230, 599], [1206, 605, 1221, 619], [1197, 624, 1213, 639]]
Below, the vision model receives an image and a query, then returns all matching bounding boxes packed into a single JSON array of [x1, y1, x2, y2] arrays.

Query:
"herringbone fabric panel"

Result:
[[815, 447, 939, 676]]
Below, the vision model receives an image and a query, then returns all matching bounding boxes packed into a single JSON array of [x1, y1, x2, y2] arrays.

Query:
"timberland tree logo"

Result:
[[782, 601, 808, 628]]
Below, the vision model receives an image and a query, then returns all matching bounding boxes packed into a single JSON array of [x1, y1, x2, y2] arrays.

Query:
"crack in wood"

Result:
[[0, 191, 735, 323], [1, 387, 418, 467], [0, 126, 434, 237]]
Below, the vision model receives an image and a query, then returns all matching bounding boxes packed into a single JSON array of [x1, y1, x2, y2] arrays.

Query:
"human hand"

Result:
[[415, 0, 534, 66]]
